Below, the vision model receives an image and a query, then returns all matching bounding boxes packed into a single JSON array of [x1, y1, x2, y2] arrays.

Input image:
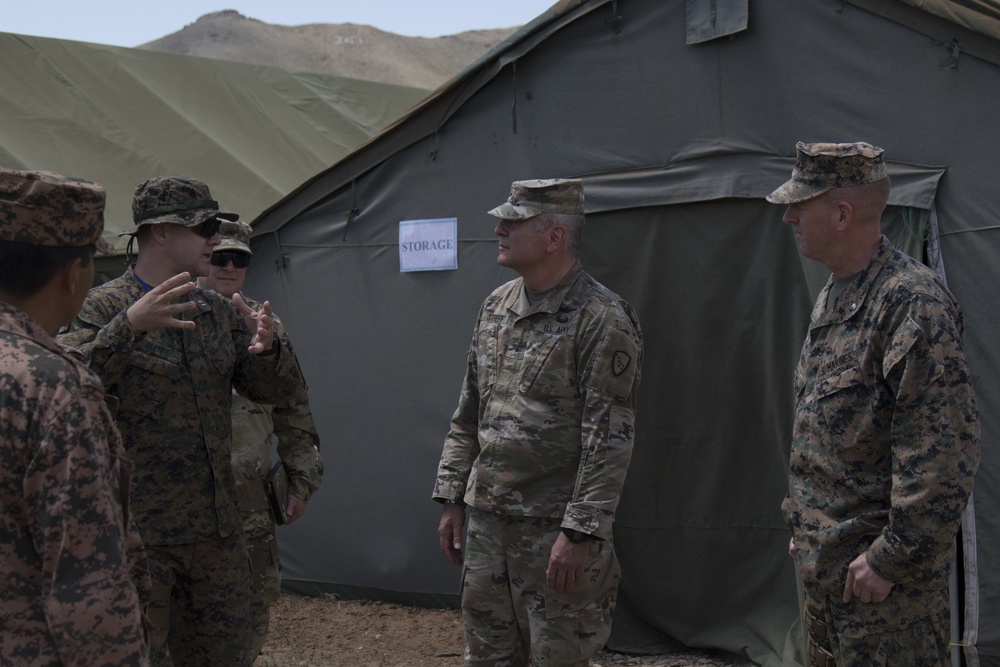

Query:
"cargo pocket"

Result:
[[544, 538, 619, 620]]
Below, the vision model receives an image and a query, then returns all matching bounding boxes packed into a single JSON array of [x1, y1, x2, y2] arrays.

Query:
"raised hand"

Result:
[[126, 272, 199, 333], [232, 292, 275, 355]]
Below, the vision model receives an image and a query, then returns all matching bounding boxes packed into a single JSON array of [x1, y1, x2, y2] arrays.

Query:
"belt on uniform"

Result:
[[804, 601, 837, 667]]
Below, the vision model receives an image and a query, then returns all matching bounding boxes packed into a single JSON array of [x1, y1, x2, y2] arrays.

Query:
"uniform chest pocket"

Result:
[[129, 342, 184, 379], [517, 335, 561, 395], [813, 354, 870, 448], [204, 333, 237, 377], [815, 357, 863, 399], [477, 323, 502, 388]]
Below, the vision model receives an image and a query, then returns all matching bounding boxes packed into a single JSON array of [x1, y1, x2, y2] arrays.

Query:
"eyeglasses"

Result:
[[210, 251, 252, 268], [192, 217, 223, 239]]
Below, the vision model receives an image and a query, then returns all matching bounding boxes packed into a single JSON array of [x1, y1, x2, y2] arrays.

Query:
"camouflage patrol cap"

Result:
[[0, 167, 114, 254], [488, 178, 584, 220], [214, 218, 252, 255], [766, 142, 888, 204], [123, 175, 238, 235]]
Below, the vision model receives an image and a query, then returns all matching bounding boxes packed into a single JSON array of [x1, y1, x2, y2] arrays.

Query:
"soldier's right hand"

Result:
[[126, 272, 199, 333], [438, 503, 465, 565]]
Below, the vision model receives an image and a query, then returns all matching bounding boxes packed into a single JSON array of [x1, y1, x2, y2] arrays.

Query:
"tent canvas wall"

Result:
[[245, 1, 1000, 664], [0, 31, 426, 277]]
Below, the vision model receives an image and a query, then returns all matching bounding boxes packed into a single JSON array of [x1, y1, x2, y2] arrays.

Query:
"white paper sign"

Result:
[[398, 218, 458, 272]]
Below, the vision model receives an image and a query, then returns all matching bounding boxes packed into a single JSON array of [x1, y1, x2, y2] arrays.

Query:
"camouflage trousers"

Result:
[[461, 510, 620, 667], [145, 533, 255, 667], [245, 516, 282, 658], [803, 584, 950, 667]]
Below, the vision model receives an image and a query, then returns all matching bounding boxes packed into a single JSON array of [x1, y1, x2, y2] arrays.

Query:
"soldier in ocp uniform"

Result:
[[0, 167, 149, 665], [769, 143, 980, 666], [197, 219, 324, 658], [58, 176, 307, 666], [433, 179, 643, 665]]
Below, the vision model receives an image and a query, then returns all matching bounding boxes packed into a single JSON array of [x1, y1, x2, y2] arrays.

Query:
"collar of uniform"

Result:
[[0, 300, 74, 362], [810, 236, 893, 329], [508, 260, 584, 317], [123, 265, 154, 304]]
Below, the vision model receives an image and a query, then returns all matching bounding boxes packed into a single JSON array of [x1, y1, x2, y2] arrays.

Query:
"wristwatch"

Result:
[[259, 335, 281, 358], [561, 528, 590, 544]]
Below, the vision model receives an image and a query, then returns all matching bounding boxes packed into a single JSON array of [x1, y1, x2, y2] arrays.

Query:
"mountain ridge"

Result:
[[139, 10, 519, 90]]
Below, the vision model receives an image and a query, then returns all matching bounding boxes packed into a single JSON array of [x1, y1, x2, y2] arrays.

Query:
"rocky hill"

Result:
[[139, 10, 518, 90]]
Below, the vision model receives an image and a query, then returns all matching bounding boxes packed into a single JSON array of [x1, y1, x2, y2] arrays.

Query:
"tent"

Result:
[[0, 31, 426, 278], [244, 1, 1000, 664]]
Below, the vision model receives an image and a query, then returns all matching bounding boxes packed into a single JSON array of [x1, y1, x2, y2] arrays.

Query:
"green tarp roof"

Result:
[[0, 31, 427, 255]]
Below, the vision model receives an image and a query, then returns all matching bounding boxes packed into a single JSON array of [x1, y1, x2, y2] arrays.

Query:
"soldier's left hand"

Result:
[[285, 495, 307, 525], [233, 293, 276, 355], [843, 551, 894, 604], [546, 532, 589, 592]]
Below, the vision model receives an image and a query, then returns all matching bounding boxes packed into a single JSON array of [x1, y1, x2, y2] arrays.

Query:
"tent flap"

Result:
[[686, 0, 749, 44]]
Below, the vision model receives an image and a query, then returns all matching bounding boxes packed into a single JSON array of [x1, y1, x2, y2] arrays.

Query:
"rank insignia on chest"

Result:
[[612, 350, 632, 376]]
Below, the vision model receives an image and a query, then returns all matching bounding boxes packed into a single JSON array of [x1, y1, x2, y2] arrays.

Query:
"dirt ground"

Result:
[[255, 594, 734, 667]]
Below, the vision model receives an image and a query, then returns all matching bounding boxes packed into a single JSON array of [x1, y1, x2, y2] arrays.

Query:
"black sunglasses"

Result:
[[210, 251, 252, 268], [192, 217, 223, 239]]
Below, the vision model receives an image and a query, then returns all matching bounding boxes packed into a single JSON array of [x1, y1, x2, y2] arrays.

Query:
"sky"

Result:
[[4, 1, 558, 47]]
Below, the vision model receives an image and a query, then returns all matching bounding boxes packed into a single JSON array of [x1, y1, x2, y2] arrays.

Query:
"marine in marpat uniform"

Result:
[[0, 167, 148, 666], [433, 178, 643, 665], [769, 142, 980, 666], [57, 176, 307, 666], [197, 218, 324, 658]]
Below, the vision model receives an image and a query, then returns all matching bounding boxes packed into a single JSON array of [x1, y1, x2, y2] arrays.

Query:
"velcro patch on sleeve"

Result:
[[588, 328, 638, 400]]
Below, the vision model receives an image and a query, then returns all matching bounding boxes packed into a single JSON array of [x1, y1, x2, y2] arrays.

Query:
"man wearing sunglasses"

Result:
[[197, 219, 323, 658], [58, 176, 307, 667]]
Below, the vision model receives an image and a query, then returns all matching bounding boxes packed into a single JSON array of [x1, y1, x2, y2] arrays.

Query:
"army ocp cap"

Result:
[[124, 175, 238, 236], [215, 218, 252, 255], [488, 178, 584, 220], [0, 167, 114, 254], [766, 142, 888, 204]]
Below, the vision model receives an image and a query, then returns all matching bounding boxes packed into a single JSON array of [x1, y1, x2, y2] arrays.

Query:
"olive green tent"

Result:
[[0, 31, 426, 278], [245, 1, 1000, 665]]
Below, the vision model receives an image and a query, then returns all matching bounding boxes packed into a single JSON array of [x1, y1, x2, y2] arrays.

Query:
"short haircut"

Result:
[[534, 212, 585, 257], [0, 241, 93, 299], [840, 176, 892, 223]]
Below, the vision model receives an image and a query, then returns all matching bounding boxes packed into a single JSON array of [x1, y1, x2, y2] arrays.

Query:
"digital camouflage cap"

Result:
[[0, 167, 114, 254], [124, 175, 238, 236], [488, 178, 585, 220], [214, 218, 252, 255], [766, 142, 888, 204]]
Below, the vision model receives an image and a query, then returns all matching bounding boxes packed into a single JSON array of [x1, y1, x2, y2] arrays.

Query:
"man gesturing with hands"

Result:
[[59, 176, 305, 667]]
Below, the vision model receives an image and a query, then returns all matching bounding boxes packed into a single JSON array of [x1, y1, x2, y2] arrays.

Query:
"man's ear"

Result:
[[62, 257, 87, 297], [834, 200, 855, 231], [546, 223, 567, 253], [149, 223, 170, 244]]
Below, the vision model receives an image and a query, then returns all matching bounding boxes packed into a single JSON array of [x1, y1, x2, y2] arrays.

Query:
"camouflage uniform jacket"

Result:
[[57, 266, 303, 546], [231, 296, 323, 537], [0, 302, 148, 666], [782, 236, 980, 594], [433, 262, 643, 540]]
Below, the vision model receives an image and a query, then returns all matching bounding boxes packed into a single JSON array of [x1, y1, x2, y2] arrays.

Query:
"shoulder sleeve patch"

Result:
[[588, 327, 639, 401]]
